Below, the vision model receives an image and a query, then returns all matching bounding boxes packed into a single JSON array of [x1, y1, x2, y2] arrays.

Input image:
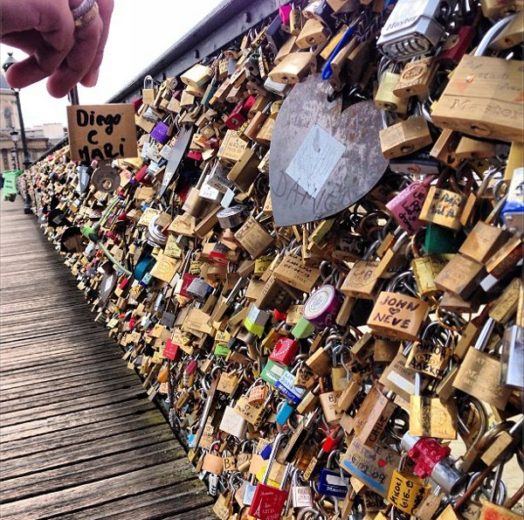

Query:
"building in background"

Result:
[[0, 72, 65, 171]]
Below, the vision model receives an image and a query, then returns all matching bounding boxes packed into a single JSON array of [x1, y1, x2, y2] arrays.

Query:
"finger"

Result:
[[1, 0, 75, 53], [81, 0, 114, 87], [47, 14, 104, 97], [5, 42, 74, 90], [1, 30, 44, 55]]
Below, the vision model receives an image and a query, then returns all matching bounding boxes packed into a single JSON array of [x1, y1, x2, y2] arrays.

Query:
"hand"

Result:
[[1, 0, 114, 97]]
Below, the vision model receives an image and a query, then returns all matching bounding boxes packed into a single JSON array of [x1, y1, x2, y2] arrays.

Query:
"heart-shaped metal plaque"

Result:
[[269, 74, 387, 226]]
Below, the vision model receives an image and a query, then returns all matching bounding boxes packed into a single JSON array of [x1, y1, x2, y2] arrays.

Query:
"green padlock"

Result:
[[292, 316, 315, 339], [214, 343, 231, 357], [423, 224, 465, 255], [261, 359, 286, 386]]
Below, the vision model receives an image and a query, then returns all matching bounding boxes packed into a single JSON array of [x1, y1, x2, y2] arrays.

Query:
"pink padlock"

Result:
[[386, 177, 433, 234], [279, 4, 292, 25]]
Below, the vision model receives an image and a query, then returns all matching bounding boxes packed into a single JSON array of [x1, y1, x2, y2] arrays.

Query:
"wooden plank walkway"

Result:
[[0, 199, 214, 520]]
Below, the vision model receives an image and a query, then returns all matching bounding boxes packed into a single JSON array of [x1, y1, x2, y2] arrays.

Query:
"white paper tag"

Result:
[[285, 124, 345, 198]]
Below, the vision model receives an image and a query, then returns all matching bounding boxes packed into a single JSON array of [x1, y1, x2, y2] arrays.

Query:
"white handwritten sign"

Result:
[[285, 124, 345, 198]]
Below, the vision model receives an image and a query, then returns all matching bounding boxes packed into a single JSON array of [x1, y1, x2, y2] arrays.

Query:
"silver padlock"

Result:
[[377, 0, 458, 61], [217, 205, 247, 229], [291, 468, 314, 509]]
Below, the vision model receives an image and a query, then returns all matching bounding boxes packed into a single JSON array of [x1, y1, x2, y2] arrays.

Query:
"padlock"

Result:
[[290, 468, 313, 509], [367, 289, 429, 342], [419, 171, 469, 231], [318, 451, 349, 498], [453, 318, 512, 409], [244, 304, 271, 338], [235, 216, 275, 259], [387, 454, 430, 515], [219, 404, 248, 439], [409, 372, 457, 440], [374, 71, 408, 114], [269, 52, 315, 85], [380, 116, 433, 160], [459, 220, 510, 265], [377, 0, 455, 61], [295, 384, 320, 415], [481, 235, 523, 292], [431, 54, 524, 143], [142, 75, 156, 105], [269, 337, 299, 366], [249, 433, 290, 520], [394, 57, 436, 99], [434, 253, 485, 300], [202, 442, 225, 475], [353, 384, 397, 447], [401, 433, 466, 495], [319, 390, 341, 425], [275, 400, 295, 426], [340, 243, 380, 299], [386, 176, 433, 235], [341, 436, 401, 498], [303, 284, 343, 328], [500, 279, 524, 389], [274, 368, 306, 405]]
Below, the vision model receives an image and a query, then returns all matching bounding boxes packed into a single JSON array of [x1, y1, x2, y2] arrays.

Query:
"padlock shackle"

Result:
[[474, 317, 496, 351], [262, 432, 288, 484], [475, 14, 517, 56]]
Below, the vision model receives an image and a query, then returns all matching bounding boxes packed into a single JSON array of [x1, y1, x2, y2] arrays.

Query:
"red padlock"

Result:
[[186, 150, 203, 161], [185, 359, 198, 375], [134, 165, 149, 183], [180, 273, 197, 298], [118, 276, 129, 290], [269, 337, 299, 366], [243, 95, 257, 112], [405, 436, 450, 478], [225, 106, 247, 130], [272, 309, 287, 322], [132, 97, 143, 112], [321, 428, 342, 454], [163, 339, 180, 361]]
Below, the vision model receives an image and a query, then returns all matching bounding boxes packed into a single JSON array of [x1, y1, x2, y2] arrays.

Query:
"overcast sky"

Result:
[[0, 0, 223, 128]]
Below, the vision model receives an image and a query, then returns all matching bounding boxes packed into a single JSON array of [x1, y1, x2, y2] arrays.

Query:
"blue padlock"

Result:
[[317, 469, 349, 498], [276, 401, 294, 426], [260, 442, 273, 460], [187, 433, 196, 448], [275, 370, 305, 405]]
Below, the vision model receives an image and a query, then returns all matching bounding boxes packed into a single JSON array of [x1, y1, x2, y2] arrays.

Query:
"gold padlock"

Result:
[[295, 18, 331, 49], [379, 116, 432, 160]]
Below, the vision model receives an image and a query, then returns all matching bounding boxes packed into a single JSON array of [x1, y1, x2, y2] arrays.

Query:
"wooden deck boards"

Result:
[[0, 200, 213, 519]]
